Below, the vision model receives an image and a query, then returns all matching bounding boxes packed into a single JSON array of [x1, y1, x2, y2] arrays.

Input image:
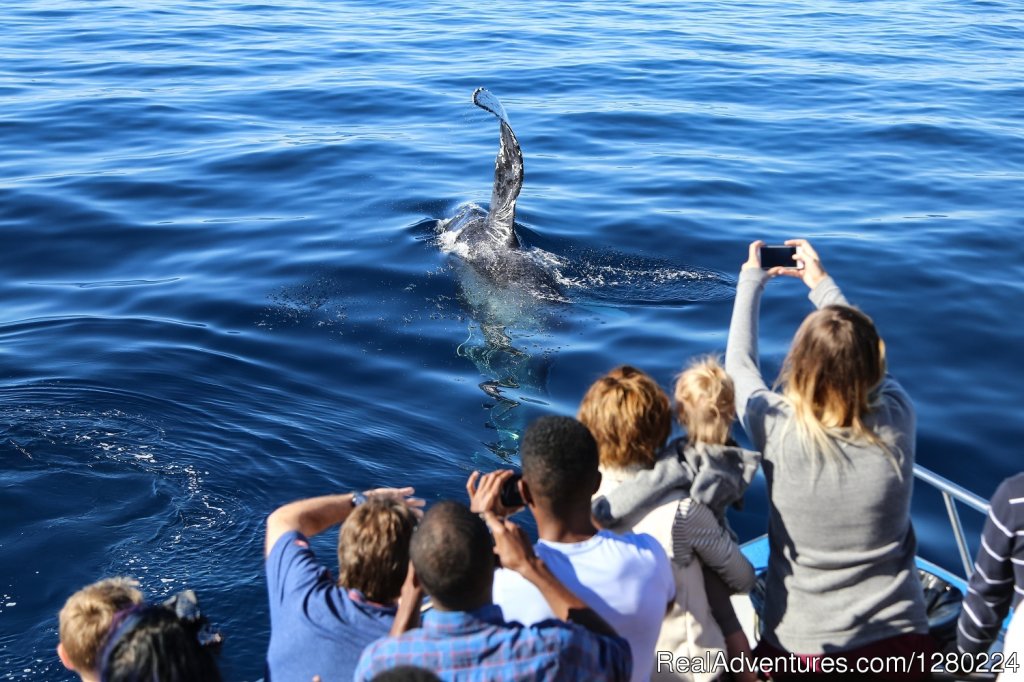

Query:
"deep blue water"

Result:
[[2, 0, 1023, 678]]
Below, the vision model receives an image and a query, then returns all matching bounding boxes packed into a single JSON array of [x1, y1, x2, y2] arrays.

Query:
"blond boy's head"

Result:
[[674, 356, 735, 445], [337, 497, 417, 604], [57, 577, 143, 681]]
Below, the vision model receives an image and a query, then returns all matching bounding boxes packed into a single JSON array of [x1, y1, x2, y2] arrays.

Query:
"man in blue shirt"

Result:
[[264, 486, 422, 682], [354, 500, 632, 681]]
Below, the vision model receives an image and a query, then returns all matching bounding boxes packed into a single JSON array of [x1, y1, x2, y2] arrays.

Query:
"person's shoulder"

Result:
[[523, 617, 599, 646], [675, 496, 704, 519], [996, 472, 1024, 497], [266, 530, 368, 621], [498, 618, 600, 665], [988, 473, 1024, 517], [605, 528, 660, 548], [363, 630, 403, 654], [752, 389, 789, 410], [601, 529, 670, 564], [745, 389, 790, 422], [354, 633, 410, 681], [361, 625, 430, 664], [594, 527, 640, 545], [525, 619, 631, 670], [268, 529, 312, 559], [266, 529, 329, 586], [875, 375, 914, 413]]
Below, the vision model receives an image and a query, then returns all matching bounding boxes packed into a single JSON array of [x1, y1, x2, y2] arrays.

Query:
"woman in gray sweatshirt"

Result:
[[725, 239, 932, 678]]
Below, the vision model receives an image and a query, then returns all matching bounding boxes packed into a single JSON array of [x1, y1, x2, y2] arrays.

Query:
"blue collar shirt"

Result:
[[354, 603, 631, 681]]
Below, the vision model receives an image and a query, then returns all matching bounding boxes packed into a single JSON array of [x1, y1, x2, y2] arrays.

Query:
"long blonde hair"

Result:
[[777, 304, 899, 473], [674, 356, 735, 446]]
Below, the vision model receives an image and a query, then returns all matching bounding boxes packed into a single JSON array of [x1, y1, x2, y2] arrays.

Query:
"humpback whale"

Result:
[[439, 88, 564, 303], [435, 88, 563, 458], [431, 89, 730, 457]]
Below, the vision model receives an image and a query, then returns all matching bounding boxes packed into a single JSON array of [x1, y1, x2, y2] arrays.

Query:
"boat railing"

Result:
[[914, 464, 990, 580]]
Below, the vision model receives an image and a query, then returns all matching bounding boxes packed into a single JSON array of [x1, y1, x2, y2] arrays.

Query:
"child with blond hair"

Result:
[[584, 359, 760, 682], [57, 577, 144, 682]]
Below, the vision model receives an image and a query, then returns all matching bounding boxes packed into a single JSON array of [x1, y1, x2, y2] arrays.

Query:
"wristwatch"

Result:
[[351, 491, 368, 508]]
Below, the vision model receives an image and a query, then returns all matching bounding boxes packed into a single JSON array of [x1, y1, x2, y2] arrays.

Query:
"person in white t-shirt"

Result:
[[469, 415, 675, 682]]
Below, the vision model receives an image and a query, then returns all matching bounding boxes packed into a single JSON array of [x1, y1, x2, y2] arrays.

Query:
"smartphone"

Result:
[[499, 472, 524, 508], [760, 245, 801, 270]]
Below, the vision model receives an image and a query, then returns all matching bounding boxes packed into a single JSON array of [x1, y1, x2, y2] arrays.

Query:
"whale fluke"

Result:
[[473, 87, 523, 250]]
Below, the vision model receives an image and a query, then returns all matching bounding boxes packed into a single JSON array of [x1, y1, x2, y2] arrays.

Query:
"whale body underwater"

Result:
[[438, 88, 565, 303]]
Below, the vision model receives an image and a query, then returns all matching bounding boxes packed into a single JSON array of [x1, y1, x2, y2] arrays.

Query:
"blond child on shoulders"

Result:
[[585, 359, 761, 682]]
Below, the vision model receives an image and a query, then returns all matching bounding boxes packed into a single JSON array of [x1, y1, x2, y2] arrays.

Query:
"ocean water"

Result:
[[1, 0, 1022, 678]]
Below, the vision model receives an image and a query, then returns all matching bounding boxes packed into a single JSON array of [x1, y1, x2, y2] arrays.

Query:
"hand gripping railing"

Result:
[[914, 464, 990, 579]]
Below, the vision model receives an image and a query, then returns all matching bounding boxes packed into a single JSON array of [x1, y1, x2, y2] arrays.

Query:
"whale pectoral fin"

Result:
[[473, 88, 524, 250], [488, 121, 523, 249]]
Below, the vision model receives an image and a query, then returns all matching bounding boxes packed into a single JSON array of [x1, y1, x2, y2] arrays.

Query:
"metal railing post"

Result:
[[943, 491, 975, 579], [913, 465, 989, 581]]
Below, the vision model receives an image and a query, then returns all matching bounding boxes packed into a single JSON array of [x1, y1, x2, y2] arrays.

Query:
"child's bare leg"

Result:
[[704, 565, 758, 682], [723, 629, 757, 682]]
